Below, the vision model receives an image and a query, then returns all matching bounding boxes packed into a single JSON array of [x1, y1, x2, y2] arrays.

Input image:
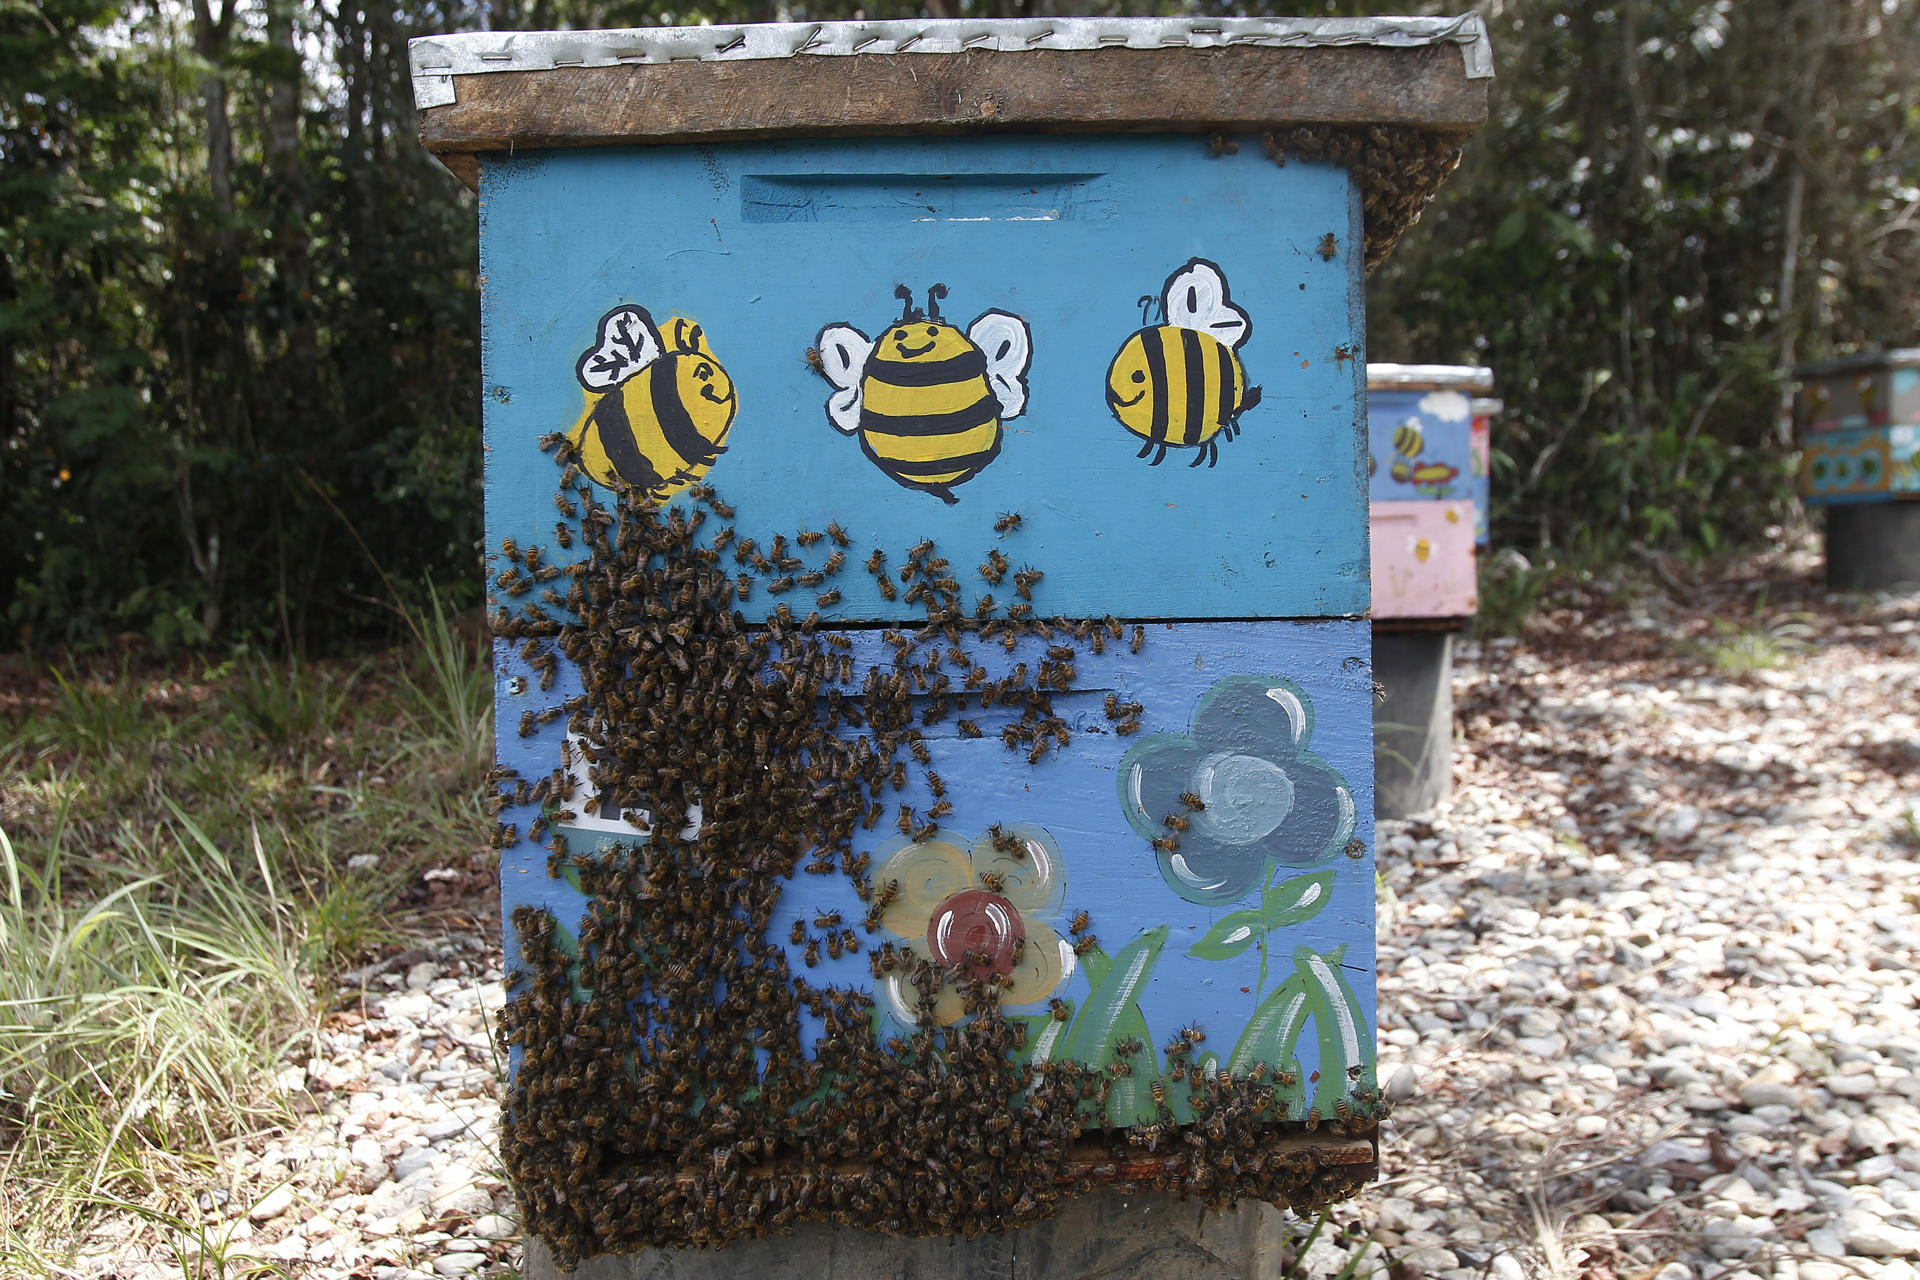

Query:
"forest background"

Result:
[[4, 0, 1918, 655]]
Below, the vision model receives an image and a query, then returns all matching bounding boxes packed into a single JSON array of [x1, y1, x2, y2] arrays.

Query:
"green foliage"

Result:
[[1360, 0, 1920, 560], [2, 1, 482, 654], [1473, 547, 1569, 638], [0, 812, 312, 1250], [1696, 605, 1815, 674], [0, 649, 492, 1255], [217, 651, 362, 748]]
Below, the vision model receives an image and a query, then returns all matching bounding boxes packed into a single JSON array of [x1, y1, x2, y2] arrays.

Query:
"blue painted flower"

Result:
[[1118, 675, 1356, 906]]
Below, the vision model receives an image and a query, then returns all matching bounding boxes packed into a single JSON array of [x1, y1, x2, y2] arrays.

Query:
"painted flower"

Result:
[[871, 825, 1075, 1027], [1119, 675, 1356, 907]]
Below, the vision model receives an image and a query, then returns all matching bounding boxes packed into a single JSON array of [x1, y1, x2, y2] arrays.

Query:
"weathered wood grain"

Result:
[[420, 44, 1486, 192]]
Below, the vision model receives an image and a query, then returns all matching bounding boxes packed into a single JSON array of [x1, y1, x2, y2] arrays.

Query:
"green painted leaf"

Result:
[[1187, 907, 1266, 960], [1014, 1012, 1070, 1067], [1063, 926, 1166, 1067], [1226, 971, 1311, 1076], [556, 856, 583, 894], [1077, 945, 1112, 991], [1297, 945, 1375, 1119], [1101, 1003, 1163, 1128], [1261, 869, 1336, 929]]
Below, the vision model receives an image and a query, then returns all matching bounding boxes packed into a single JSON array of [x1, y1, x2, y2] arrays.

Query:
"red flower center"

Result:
[[927, 889, 1024, 980]]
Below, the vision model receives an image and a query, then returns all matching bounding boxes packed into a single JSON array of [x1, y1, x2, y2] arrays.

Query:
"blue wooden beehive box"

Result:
[[413, 16, 1489, 1261]]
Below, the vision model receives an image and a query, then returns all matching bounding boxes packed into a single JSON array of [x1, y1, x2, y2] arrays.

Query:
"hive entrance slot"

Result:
[[740, 173, 1111, 223]]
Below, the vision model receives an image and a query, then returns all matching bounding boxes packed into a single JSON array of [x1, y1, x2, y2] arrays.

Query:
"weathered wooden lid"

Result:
[[412, 17, 1492, 264]]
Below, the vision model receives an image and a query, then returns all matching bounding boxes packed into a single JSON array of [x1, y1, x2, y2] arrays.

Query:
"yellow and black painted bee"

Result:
[[1105, 258, 1261, 468], [567, 304, 738, 501], [815, 284, 1031, 504], [1387, 417, 1459, 489]]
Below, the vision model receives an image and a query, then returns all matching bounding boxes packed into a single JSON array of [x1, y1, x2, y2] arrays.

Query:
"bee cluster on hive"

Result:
[[484, 439, 1385, 1263], [1262, 125, 1470, 270]]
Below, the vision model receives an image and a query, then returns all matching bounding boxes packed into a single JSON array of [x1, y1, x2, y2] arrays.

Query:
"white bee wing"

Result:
[[1163, 258, 1251, 351], [576, 305, 663, 391], [967, 310, 1032, 421], [816, 324, 872, 435]]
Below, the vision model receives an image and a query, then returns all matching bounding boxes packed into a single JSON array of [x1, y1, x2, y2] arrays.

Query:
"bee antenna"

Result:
[[895, 284, 920, 322], [1138, 294, 1158, 326], [926, 284, 948, 320]]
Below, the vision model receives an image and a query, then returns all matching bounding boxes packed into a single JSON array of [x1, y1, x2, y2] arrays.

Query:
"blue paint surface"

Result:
[[479, 135, 1367, 622], [494, 619, 1376, 1106]]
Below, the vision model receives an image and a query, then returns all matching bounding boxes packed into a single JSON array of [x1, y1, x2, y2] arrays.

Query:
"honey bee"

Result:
[[814, 285, 1032, 503], [994, 511, 1023, 535], [789, 921, 806, 945], [978, 868, 1006, 893], [1131, 625, 1145, 654], [568, 305, 738, 500], [1105, 259, 1261, 468], [1180, 791, 1206, 810], [1067, 910, 1091, 936], [1318, 232, 1340, 261]]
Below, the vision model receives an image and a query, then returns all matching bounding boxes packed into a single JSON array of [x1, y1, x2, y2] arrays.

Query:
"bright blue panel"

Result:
[[495, 618, 1377, 1118], [1366, 386, 1476, 505], [479, 135, 1368, 623]]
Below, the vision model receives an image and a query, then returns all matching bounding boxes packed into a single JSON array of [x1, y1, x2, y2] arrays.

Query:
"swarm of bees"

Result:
[[486, 448, 1383, 1262], [1261, 123, 1469, 270]]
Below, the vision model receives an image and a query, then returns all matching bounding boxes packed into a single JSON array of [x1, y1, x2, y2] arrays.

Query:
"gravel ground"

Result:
[[73, 551, 1920, 1280]]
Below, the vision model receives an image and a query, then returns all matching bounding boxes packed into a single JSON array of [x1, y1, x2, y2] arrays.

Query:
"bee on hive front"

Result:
[[814, 284, 1032, 504], [566, 304, 738, 501], [1105, 258, 1262, 467]]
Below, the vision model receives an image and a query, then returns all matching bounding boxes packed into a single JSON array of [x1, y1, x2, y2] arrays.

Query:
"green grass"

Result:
[[0, 586, 492, 1267], [1697, 608, 1815, 675]]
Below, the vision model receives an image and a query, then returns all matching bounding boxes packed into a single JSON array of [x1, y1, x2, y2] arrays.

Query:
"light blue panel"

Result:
[[1366, 386, 1476, 505], [495, 618, 1376, 1117], [479, 135, 1368, 623]]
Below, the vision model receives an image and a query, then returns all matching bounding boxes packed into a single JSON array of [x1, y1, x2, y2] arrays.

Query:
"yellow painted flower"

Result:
[[871, 825, 1075, 1027]]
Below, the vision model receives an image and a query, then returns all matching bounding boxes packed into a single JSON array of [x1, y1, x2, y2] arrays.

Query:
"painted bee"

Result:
[[1106, 259, 1262, 467], [815, 284, 1032, 504], [567, 304, 738, 500], [1388, 417, 1460, 489]]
